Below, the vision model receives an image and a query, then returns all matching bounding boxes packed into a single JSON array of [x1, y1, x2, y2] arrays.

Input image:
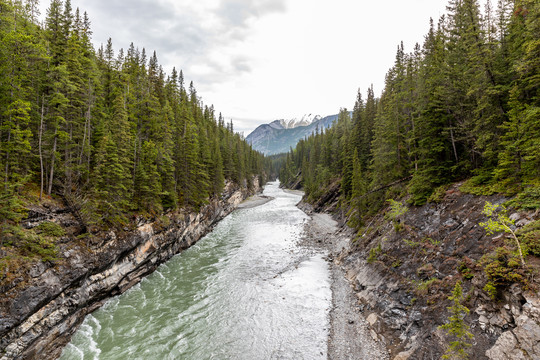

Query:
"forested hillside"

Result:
[[0, 0, 266, 236], [280, 0, 539, 216]]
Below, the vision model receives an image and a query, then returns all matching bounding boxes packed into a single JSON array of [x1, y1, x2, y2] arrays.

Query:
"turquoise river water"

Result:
[[60, 182, 331, 360]]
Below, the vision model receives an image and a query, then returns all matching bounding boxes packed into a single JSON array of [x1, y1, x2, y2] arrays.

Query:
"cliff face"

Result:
[[304, 182, 540, 359], [0, 181, 259, 360]]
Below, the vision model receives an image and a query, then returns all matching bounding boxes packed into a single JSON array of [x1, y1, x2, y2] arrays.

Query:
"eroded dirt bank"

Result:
[[0, 181, 260, 360]]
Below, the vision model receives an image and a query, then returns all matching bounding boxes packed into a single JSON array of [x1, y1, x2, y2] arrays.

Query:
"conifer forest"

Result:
[[1, 0, 540, 358], [280, 0, 539, 220], [0, 0, 267, 237]]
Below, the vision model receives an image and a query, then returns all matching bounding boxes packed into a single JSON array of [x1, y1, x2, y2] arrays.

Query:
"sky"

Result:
[[38, 0, 451, 135]]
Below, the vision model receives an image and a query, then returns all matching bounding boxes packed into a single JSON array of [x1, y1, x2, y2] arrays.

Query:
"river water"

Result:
[[60, 182, 331, 360]]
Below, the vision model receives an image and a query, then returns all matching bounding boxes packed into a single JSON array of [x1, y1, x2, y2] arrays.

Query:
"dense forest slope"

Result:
[[282, 0, 540, 359], [0, 0, 267, 293], [0, 1, 269, 357]]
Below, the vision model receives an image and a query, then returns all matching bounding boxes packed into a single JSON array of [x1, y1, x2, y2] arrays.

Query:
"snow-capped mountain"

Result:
[[246, 114, 338, 155], [277, 114, 322, 129]]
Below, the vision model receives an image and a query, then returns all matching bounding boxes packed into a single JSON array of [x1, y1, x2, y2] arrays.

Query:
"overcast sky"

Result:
[[39, 0, 450, 135]]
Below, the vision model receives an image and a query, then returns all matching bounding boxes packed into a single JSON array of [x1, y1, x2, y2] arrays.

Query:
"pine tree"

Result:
[[439, 282, 474, 359]]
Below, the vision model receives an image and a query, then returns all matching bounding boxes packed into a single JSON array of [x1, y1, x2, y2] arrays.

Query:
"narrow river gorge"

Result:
[[60, 182, 331, 359]]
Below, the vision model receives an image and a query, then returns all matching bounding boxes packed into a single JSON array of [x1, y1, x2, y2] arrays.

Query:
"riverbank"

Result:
[[298, 205, 389, 360], [0, 180, 261, 360], [236, 194, 274, 209], [297, 181, 540, 359]]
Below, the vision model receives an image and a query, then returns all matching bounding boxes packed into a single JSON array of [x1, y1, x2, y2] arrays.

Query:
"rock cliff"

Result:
[[304, 181, 540, 359], [0, 181, 259, 359]]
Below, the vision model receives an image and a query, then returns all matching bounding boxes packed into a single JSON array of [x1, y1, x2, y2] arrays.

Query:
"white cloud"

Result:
[[39, 0, 449, 134]]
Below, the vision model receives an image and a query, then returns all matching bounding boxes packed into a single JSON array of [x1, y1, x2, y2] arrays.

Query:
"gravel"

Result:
[[300, 209, 389, 360]]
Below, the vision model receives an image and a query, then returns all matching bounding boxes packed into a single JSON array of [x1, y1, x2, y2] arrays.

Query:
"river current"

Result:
[[60, 182, 331, 360]]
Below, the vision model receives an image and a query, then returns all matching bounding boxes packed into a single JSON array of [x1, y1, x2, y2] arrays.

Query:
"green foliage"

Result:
[[1, 225, 58, 262], [439, 282, 473, 359], [367, 243, 382, 264], [427, 185, 449, 204], [278, 1, 540, 233], [483, 282, 498, 300], [480, 201, 525, 266], [21, 232, 58, 262], [460, 176, 501, 196], [424, 237, 441, 247], [386, 199, 408, 221], [403, 239, 420, 247], [517, 220, 540, 257], [35, 221, 65, 237], [481, 247, 526, 289], [458, 263, 474, 280], [0, 1, 267, 231], [415, 278, 440, 296], [506, 183, 540, 210]]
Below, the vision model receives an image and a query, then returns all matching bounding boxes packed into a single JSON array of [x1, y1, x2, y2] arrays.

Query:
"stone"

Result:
[[479, 315, 490, 330], [490, 312, 512, 328], [366, 313, 378, 327], [393, 347, 417, 360], [513, 315, 540, 358], [485, 331, 522, 360], [476, 305, 487, 316]]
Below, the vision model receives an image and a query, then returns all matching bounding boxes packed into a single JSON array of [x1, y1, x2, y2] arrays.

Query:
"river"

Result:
[[60, 181, 331, 360]]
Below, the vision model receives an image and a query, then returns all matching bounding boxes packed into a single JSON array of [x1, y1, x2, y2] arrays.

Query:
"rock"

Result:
[[476, 305, 487, 316], [479, 315, 490, 331], [29, 263, 47, 278], [393, 347, 417, 360], [522, 293, 540, 322], [485, 331, 525, 360], [513, 315, 540, 358], [489, 310, 513, 328], [367, 313, 379, 327]]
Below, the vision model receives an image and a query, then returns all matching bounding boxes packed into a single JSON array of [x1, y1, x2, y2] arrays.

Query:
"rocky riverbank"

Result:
[[299, 182, 540, 360], [298, 207, 389, 360], [0, 180, 260, 360]]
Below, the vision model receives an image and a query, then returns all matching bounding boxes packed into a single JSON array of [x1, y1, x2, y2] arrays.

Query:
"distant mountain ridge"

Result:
[[276, 114, 321, 129], [246, 114, 338, 155]]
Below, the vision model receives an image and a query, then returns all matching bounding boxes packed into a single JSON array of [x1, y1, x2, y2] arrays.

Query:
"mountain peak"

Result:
[[246, 114, 338, 155], [277, 114, 322, 129]]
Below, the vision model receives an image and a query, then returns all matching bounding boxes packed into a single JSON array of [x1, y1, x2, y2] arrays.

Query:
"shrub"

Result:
[[480, 247, 526, 288], [416, 278, 440, 296], [517, 220, 540, 256], [427, 184, 449, 203], [483, 282, 497, 300], [367, 243, 382, 264], [506, 183, 540, 210], [387, 199, 408, 220], [35, 221, 65, 237], [458, 263, 474, 280], [480, 201, 525, 266]]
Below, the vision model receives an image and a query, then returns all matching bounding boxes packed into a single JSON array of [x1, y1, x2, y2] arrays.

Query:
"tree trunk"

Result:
[[47, 132, 57, 196], [448, 118, 459, 162], [39, 96, 44, 201], [4, 128, 11, 191]]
